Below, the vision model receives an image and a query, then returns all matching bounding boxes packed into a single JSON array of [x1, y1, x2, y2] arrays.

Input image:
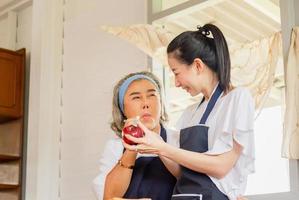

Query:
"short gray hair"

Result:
[[110, 71, 168, 137]]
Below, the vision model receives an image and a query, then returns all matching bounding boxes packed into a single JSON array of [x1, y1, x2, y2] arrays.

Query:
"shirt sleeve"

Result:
[[93, 138, 123, 200], [205, 88, 255, 199], [205, 88, 255, 153]]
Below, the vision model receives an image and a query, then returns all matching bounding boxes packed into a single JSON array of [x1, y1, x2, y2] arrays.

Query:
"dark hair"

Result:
[[167, 24, 231, 92]]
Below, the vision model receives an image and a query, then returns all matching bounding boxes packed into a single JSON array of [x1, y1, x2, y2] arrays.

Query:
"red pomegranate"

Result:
[[122, 125, 144, 145]]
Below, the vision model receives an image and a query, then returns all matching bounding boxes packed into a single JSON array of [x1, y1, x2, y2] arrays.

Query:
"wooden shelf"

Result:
[[0, 183, 19, 190], [0, 116, 18, 123], [0, 160, 20, 187], [0, 119, 22, 158], [0, 155, 20, 162], [0, 187, 20, 200]]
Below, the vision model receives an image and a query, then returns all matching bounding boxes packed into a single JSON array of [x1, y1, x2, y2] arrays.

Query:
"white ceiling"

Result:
[[153, 0, 281, 45]]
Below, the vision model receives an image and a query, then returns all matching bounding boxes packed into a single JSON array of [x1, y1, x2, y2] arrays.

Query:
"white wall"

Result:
[[16, 6, 32, 51], [0, 6, 32, 53], [0, 18, 8, 47], [61, 0, 147, 199]]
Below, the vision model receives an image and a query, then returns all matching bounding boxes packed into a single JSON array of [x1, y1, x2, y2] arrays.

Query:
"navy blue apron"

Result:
[[172, 84, 229, 200], [124, 125, 176, 200]]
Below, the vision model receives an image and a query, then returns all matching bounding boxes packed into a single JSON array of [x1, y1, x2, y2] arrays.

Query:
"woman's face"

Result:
[[123, 79, 161, 131], [168, 56, 201, 96]]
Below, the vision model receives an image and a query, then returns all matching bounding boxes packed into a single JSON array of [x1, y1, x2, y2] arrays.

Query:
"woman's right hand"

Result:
[[121, 117, 142, 152], [122, 120, 165, 155]]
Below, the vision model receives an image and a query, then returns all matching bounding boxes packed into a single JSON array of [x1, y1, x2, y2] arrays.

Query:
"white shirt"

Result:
[[93, 127, 179, 200], [176, 87, 255, 200]]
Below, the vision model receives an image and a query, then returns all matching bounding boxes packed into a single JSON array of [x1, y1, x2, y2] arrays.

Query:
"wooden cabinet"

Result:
[[0, 48, 25, 200], [0, 48, 25, 122]]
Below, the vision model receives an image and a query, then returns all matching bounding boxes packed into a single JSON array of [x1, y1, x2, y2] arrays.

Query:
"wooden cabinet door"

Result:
[[0, 119, 22, 159], [0, 48, 25, 122]]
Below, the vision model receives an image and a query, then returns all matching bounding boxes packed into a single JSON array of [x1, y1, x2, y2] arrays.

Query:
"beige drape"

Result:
[[101, 24, 281, 110], [282, 27, 299, 159], [229, 32, 282, 111], [101, 24, 174, 66]]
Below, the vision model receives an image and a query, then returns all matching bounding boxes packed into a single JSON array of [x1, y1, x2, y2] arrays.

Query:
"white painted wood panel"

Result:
[[0, 18, 8, 48]]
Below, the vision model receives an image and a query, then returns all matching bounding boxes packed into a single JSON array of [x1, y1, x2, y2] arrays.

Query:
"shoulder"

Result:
[[220, 87, 255, 130], [224, 87, 255, 108], [185, 101, 202, 113], [227, 87, 252, 99], [175, 101, 202, 129]]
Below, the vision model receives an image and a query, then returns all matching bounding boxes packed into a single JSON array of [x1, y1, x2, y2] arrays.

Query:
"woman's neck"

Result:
[[202, 76, 219, 100]]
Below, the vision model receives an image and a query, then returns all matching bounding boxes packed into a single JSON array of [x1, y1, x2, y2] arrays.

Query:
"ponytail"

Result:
[[202, 24, 231, 92]]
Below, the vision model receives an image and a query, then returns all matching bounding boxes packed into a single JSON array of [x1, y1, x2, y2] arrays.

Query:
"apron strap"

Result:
[[160, 125, 167, 142], [199, 84, 223, 125]]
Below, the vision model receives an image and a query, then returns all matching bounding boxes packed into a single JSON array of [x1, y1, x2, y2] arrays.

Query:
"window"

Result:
[[246, 105, 289, 195]]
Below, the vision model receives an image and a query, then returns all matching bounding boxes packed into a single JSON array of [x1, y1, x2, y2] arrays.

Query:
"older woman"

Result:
[[93, 71, 179, 200]]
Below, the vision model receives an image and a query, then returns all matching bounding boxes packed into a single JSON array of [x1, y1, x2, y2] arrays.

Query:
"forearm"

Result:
[[159, 155, 181, 178], [104, 150, 137, 199], [160, 141, 242, 179]]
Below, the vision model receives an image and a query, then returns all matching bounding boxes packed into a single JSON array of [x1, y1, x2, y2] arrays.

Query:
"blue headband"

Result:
[[118, 74, 158, 114]]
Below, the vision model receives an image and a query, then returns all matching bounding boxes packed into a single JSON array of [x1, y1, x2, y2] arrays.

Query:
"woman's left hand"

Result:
[[122, 121, 165, 154]]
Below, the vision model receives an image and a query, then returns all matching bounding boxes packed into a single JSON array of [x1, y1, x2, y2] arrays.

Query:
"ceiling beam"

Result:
[[213, 5, 264, 40], [208, 6, 256, 42], [149, 0, 225, 23], [203, 10, 249, 42], [230, 0, 280, 32], [244, 0, 280, 24], [218, 1, 274, 36]]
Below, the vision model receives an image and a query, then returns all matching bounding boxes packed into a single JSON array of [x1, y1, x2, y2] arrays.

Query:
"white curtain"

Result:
[[229, 32, 282, 111], [282, 27, 299, 159], [101, 24, 174, 66]]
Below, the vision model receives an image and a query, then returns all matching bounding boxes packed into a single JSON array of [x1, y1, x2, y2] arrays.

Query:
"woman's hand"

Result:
[[122, 120, 165, 155]]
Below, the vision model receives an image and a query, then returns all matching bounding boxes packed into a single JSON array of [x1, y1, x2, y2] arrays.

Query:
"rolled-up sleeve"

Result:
[[93, 138, 123, 200]]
